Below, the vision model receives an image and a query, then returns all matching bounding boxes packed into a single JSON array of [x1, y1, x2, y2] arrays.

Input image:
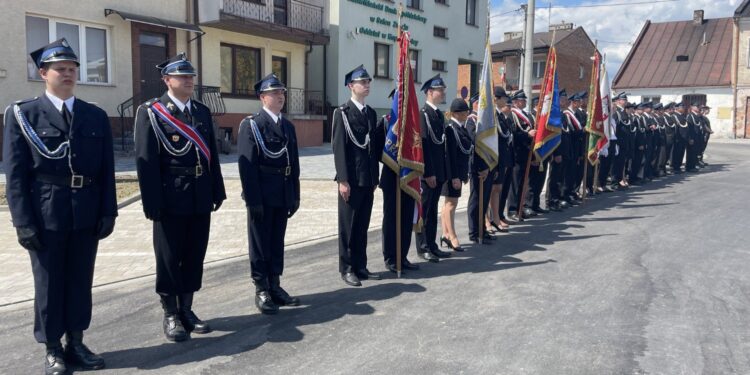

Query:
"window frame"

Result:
[[409, 49, 420, 83], [465, 0, 477, 26], [25, 15, 112, 85], [532, 61, 546, 79], [374, 42, 391, 79], [433, 26, 448, 39], [435, 0, 448, 5], [747, 37, 750, 68], [432, 59, 447, 72], [407, 0, 421, 10], [220, 42, 263, 98]]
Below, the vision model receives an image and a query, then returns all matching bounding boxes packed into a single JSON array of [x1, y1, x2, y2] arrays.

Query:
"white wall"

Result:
[[625, 87, 734, 139], [327, 0, 487, 111]]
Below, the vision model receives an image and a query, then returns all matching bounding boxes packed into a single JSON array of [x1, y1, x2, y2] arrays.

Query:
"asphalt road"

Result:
[[1, 143, 749, 375]]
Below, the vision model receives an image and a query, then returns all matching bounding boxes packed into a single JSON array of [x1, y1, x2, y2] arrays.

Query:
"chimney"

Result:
[[693, 10, 704, 25]]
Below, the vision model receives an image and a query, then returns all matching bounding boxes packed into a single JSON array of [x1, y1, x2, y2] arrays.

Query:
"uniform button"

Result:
[[72, 189, 77, 193], [72, 153, 77, 157]]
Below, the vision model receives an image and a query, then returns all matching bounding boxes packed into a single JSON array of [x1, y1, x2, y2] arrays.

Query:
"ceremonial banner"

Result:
[[533, 47, 562, 162], [474, 37, 499, 169], [586, 51, 608, 165]]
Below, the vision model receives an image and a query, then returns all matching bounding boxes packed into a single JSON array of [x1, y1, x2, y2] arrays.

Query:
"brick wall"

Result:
[[556, 28, 597, 97]]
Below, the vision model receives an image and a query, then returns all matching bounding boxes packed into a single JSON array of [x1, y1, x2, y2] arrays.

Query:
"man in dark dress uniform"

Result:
[[662, 102, 676, 174], [699, 105, 713, 166], [494, 88, 515, 227], [671, 102, 689, 174], [565, 92, 585, 204], [685, 103, 702, 172], [135, 53, 226, 341], [611, 92, 631, 189], [629, 102, 647, 184], [508, 90, 538, 220], [332, 65, 384, 287], [416, 74, 451, 262], [642, 102, 659, 181], [548, 89, 571, 211], [238, 74, 301, 314], [467, 94, 494, 243], [4, 38, 116, 374], [379, 90, 421, 274]]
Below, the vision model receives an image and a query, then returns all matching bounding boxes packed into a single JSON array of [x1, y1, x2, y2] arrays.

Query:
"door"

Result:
[[138, 31, 169, 102], [273, 56, 289, 113]]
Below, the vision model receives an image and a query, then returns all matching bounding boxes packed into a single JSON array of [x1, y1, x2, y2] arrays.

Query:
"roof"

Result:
[[612, 17, 733, 90], [492, 28, 576, 56], [736, 0, 750, 17]]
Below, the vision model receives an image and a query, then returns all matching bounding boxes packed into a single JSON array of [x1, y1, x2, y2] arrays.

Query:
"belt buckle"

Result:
[[195, 165, 203, 177], [284, 166, 291, 176], [71, 175, 84, 188]]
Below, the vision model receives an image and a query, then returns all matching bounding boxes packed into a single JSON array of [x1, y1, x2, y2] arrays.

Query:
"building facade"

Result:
[[733, 1, 750, 138]]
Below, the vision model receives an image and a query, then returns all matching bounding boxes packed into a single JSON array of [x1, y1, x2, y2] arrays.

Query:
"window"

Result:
[[435, 0, 448, 4], [466, 0, 477, 25], [220, 43, 262, 97], [747, 38, 750, 68], [374, 43, 390, 78], [642, 95, 661, 103], [533, 61, 546, 79], [409, 50, 420, 82], [432, 59, 446, 72], [579, 65, 584, 79], [407, 0, 421, 10], [433, 26, 447, 39], [682, 94, 706, 107], [25, 15, 110, 83]]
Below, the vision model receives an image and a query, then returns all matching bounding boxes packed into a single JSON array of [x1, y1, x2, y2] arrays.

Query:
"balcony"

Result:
[[200, 0, 329, 45], [286, 88, 324, 115]]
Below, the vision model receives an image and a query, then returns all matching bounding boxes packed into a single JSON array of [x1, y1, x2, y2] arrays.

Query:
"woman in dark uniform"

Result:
[[440, 98, 473, 252]]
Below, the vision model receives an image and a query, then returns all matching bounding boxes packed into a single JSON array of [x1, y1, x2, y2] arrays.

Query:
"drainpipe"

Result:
[[732, 16, 739, 138], [305, 41, 313, 114], [193, 0, 203, 91]]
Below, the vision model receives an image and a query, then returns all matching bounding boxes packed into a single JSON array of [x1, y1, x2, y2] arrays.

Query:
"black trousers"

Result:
[[564, 157, 580, 197], [630, 146, 644, 181], [508, 162, 525, 213], [672, 141, 686, 170], [248, 205, 288, 285], [686, 141, 698, 170], [467, 172, 493, 238], [381, 168, 415, 266], [30, 228, 99, 343], [662, 139, 673, 171], [613, 141, 628, 182], [338, 185, 375, 273], [598, 153, 611, 187], [416, 180, 443, 253], [154, 213, 211, 294], [548, 158, 565, 201], [527, 161, 547, 209], [498, 165, 513, 220]]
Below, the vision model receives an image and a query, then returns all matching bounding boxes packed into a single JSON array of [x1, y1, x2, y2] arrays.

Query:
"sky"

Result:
[[489, 0, 741, 78]]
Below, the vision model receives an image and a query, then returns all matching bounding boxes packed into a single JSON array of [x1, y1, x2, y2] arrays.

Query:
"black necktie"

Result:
[[183, 107, 192, 124], [61, 105, 73, 128]]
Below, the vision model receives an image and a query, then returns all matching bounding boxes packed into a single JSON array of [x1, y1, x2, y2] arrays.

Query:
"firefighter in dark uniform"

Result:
[[135, 53, 226, 341], [564, 92, 584, 204], [671, 102, 689, 173], [699, 105, 713, 166], [574, 92, 589, 198], [642, 102, 659, 181], [238, 74, 301, 314], [416, 74, 451, 262], [685, 103, 702, 172], [629, 102, 647, 184], [611, 92, 631, 188], [662, 102, 676, 174], [440, 98, 473, 251], [379, 90, 421, 274], [491, 87, 514, 230], [4, 38, 116, 374], [332, 65, 384, 287], [507, 90, 538, 220], [548, 89, 571, 211], [467, 93, 495, 243]]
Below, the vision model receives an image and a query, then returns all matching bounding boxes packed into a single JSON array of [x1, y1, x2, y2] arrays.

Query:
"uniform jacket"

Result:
[[3, 95, 117, 231], [134, 93, 226, 216], [511, 107, 535, 163], [420, 104, 448, 182], [672, 112, 690, 144], [331, 99, 384, 187], [238, 109, 300, 208], [445, 119, 472, 182], [496, 110, 515, 168]]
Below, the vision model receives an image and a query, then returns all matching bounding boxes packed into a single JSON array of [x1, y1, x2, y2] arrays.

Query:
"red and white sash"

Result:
[[150, 101, 211, 163]]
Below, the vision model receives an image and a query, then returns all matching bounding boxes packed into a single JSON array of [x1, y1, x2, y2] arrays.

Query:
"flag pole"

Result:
[[581, 42, 600, 203], [395, 4, 404, 278], [518, 30, 555, 219], [478, 0, 492, 241]]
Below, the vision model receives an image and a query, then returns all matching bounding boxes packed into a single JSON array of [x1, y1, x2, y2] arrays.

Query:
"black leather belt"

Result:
[[36, 173, 95, 188], [168, 166, 204, 176], [259, 165, 291, 176]]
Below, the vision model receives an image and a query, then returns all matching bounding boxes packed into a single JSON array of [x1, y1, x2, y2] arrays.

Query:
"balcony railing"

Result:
[[286, 88, 324, 115], [221, 0, 325, 34]]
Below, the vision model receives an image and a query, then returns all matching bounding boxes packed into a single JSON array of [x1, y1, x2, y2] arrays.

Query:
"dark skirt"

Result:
[[440, 180, 462, 198]]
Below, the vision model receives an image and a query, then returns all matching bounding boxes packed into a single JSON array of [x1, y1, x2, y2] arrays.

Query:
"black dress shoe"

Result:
[[342, 272, 362, 286], [532, 207, 549, 214], [179, 310, 212, 334], [269, 280, 301, 306], [430, 247, 452, 258], [45, 346, 66, 375], [356, 268, 382, 280], [64, 341, 105, 370], [385, 263, 400, 273], [523, 208, 536, 217], [255, 291, 279, 314], [559, 200, 570, 209], [547, 201, 561, 211], [163, 314, 189, 341], [402, 260, 420, 270], [417, 250, 439, 263]]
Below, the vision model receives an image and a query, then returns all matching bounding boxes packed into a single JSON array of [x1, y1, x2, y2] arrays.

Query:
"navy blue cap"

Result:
[[613, 92, 628, 101], [578, 91, 588, 100], [421, 74, 446, 93], [450, 98, 470, 113], [511, 90, 527, 101], [674, 102, 685, 109], [569, 92, 580, 101], [494, 86, 509, 99], [664, 102, 675, 109], [691, 102, 702, 107], [30, 38, 79, 69], [637, 102, 652, 110], [532, 97, 539, 105], [625, 102, 635, 109], [469, 92, 479, 107], [157, 53, 196, 76], [701, 105, 711, 109], [559, 89, 568, 98], [653, 102, 663, 110], [253, 73, 287, 96], [344, 64, 372, 86]]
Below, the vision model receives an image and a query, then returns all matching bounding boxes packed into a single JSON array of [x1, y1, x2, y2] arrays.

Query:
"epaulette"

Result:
[[245, 113, 256, 120], [339, 104, 349, 111], [191, 98, 207, 110], [14, 97, 39, 106], [143, 98, 160, 107]]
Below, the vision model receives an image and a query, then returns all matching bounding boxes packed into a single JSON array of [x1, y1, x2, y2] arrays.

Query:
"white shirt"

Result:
[[426, 101, 438, 111], [45, 91, 74, 113], [263, 107, 282, 124], [450, 117, 466, 127], [350, 97, 366, 112], [167, 92, 192, 114]]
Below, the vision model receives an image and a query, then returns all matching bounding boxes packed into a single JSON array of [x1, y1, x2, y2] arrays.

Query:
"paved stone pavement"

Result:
[[0, 144, 470, 306]]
